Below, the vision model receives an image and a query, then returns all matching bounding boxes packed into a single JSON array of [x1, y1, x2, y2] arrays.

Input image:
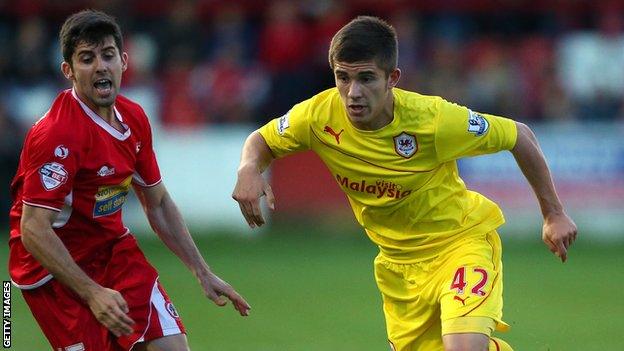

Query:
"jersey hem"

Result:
[[133, 178, 162, 188], [375, 217, 505, 264], [22, 200, 62, 212]]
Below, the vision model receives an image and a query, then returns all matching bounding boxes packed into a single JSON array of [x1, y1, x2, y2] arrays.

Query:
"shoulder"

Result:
[[309, 87, 340, 105], [28, 90, 85, 147], [115, 94, 148, 119], [279, 88, 338, 123], [293, 88, 342, 122], [394, 88, 445, 117], [115, 94, 152, 129]]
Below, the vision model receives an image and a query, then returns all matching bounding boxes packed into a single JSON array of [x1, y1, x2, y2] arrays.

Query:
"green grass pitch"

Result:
[[3, 225, 623, 350]]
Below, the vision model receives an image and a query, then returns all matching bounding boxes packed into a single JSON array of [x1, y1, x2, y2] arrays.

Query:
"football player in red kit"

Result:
[[8, 10, 250, 351]]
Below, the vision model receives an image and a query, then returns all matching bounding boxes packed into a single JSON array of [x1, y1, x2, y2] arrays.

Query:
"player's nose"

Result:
[[348, 81, 363, 99], [94, 56, 109, 73]]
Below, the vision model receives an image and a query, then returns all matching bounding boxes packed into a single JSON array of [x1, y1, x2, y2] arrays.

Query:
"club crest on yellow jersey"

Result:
[[393, 132, 417, 158]]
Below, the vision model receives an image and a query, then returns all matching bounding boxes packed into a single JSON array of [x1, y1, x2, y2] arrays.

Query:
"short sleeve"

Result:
[[133, 118, 162, 187], [257, 98, 312, 158], [434, 99, 517, 163], [21, 130, 78, 211]]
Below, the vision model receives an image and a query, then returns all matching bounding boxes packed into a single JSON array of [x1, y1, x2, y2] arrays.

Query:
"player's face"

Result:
[[61, 36, 127, 116], [334, 60, 400, 130]]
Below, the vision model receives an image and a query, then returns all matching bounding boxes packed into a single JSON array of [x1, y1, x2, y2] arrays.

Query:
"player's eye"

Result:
[[361, 75, 375, 83]]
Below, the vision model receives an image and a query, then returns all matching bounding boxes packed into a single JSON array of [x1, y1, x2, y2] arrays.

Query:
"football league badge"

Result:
[[467, 110, 490, 136], [277, 110, 290, 135], [39, 162, 68, 191], [393, 132, 417, 158]]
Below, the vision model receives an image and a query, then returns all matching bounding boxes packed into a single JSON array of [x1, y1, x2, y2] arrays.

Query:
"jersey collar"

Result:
[[71, 88, 131, 141]]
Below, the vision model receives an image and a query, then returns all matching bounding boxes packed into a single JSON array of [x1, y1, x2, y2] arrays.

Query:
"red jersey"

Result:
[[9, 89, 161, 289]]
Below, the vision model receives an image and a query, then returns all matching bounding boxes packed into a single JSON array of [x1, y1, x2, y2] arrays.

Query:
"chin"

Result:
[[348, 113, 368, 122], [95, 96, 116, 107]]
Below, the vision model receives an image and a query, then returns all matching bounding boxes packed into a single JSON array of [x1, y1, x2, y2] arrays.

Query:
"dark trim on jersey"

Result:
[[309, 126, 435, 173], [491, 337, 501, 351]]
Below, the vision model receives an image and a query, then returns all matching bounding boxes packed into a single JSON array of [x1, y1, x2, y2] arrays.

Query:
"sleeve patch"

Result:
[[39, 162, 68, 191], [277, 111, 290, 135], [54, 145, 69, 159], [467, 110, 490, 136]]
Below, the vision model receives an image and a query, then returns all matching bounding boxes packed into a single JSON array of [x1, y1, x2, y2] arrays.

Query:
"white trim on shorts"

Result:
[[131, 278, 182, 349]]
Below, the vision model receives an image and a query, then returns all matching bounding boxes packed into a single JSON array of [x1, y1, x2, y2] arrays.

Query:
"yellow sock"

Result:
[[489, 337, 513, 351]]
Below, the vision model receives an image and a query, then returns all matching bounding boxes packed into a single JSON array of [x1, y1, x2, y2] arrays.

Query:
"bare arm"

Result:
[[134, 183, 250, 316], [20, 205, 134, 336], [510, 122, 578, 262], [232, 131, 276, 228]]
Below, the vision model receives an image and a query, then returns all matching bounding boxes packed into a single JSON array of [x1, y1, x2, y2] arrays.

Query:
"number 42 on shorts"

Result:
[[450, 266, 489, 296]]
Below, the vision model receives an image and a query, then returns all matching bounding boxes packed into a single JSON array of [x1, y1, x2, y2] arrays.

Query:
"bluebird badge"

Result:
[[393, 132, 417, 158]]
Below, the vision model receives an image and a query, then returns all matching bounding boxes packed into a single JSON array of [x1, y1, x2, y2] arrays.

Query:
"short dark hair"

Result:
[[328, 16, 398, 75], [59, 10, 123, 65]]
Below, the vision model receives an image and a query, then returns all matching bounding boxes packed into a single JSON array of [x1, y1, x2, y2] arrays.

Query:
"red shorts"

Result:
[[21, 234, 185, 351]]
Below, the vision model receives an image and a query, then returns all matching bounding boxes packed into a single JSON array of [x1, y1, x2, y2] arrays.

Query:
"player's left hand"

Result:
[[198, 270, 251, 316], [542, 211, 577, 263]]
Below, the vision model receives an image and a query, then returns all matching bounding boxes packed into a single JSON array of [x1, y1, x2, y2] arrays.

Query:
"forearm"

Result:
[[21, 219, 98, 300], [511, 122, 563, 218], [237, 131, 274, 175], [145, 193, 210, 277]]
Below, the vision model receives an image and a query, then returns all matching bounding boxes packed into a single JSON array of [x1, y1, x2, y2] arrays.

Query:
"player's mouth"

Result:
[[93, 78, 113, 97], [348, 104, 367, 116]]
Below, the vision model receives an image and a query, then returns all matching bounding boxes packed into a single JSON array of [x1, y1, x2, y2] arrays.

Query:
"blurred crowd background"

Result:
[[2, 0, 624, 225]]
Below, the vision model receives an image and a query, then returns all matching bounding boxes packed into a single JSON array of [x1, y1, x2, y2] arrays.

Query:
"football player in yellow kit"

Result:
[[232, 16, 577, 351]]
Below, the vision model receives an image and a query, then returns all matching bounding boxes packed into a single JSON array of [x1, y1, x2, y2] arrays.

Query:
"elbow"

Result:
[[20, 220, 38, 252], [20, 215, 49, 252]]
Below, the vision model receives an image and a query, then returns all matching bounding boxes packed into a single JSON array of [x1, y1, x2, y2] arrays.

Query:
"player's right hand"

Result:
[[232, 166, 275, 228], [85, 286, 135, 337], [198, 270, 251, 316], [542, 211, 577, 263]]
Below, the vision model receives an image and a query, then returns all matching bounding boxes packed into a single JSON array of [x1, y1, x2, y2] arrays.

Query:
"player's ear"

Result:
[[61, 61, 74, 80], [388, 68, 401, 89], [121, 52, 128, 72]]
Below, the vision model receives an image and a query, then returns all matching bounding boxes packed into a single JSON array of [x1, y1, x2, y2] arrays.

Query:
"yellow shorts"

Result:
[[374, 231, 509, 351]]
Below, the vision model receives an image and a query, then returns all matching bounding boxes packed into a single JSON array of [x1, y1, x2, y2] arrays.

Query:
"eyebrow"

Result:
[[335, 70, 378, 79], [335, 68, 376, 75], [76, 45, 117, 56], [76, 49, 94, 57]]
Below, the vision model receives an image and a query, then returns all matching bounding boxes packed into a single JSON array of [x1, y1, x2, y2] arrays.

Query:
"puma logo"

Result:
[[454, 295, 469, 306], [324, 126, 344, 144]]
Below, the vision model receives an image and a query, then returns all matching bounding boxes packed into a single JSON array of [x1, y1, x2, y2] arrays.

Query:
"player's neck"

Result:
[[86, 102, 119, 129], [74, 90, 124, 132], [369, 93, 395, 130], [96, 107, 125, 133]]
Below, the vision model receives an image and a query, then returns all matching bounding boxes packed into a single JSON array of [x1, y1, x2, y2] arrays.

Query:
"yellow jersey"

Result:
[[258, 88, 517, 262]]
